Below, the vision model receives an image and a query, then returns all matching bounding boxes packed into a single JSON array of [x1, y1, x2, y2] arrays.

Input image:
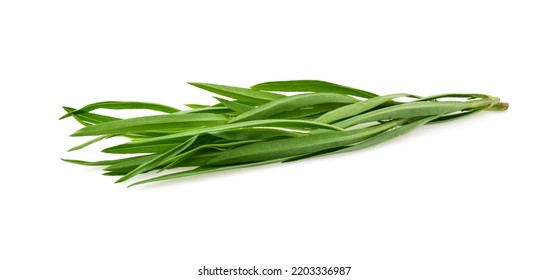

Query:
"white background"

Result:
[[1, 1, 548, 279]]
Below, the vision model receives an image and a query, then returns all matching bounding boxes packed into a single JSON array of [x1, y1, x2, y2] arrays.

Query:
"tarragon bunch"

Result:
[[61, 80, 508, 187]]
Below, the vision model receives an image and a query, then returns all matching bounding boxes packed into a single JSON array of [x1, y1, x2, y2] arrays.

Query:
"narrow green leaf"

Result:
[[335, 115, 440, 154], [103, 171, 126, 176], [129, 159, 284, 187], [102, 134, 220, 155], [160, 150, 224, 168], [207, 121, 399, 166], [62, 107, 166, 139], [71, 113, 228, 136], [229, 93, 357, 123], [270, 103, 341, 119], [335, 99, 495, 129], [158, 139, 262, 172], [102, 143, 180, 154], [61, 158, 127, 166], [426, 109, 486, 124], [103, 119, 344, 153], [282, 116, 439, 162], [281, 147, 345, 163], [185, 104, 211, 109], [251, 80, 379, 99], [63, 106, 120, 126], [63, 107, 197, 139], [214, 97, 254, 114], [188, 82, 284, 104], [60, 101, 180, 119], [103, 155, 159, 172], [116, 135, 199, 183], [176, 106, 232, 115], [104, 150, 225, 174], [315, 93, 419, 124], [62, 107, 92, 126], [68, 135, 109, 151], [209, 127, 307, 141], [416, 93, 492, 102]]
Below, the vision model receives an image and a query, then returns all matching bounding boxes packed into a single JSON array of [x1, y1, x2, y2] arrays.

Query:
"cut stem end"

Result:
[[491, 102, 509, 111]]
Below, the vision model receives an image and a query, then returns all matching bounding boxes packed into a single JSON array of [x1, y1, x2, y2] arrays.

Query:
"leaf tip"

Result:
[[60, 106, 78, 119], [115, 177, 126, 184], [59, 113, 71, 120], [61, 158, 79, 164], [101, 146, 119, 153]]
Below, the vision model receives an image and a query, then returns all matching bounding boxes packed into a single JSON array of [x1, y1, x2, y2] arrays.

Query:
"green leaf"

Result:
[[61, 158, 128, 166], [251, 80, 379, 99], [416, 93, 492, 102], [63, 107, 200, 139], [209, 127, 307, 141], [185, 104, 211, 109], [128, 159, 283, 187], [207, 121, 399, 166], [229, 93, 357, 123], [270, 103, 342, 119], [214, 97, 254, 114], [158, 139, 263, 172], [336, 115, 440, 153], [103, 155, 159, 172], [71, 113, 229, 136], [68, 135, 109, 151], [176, 106, 232, 115], [188, 82, 284, 104], [60, 101, 180, 119], [283, 116, 439, 162], [160, 150, 224, 168], [102, 143, 180, 154], [315, 93, 419, 124], [103, 119, 344, 154], [62, 106, 121, 126], [116, 135, 199, 183], [335, 99, 495, 129], [106, 150, 228, 174]]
